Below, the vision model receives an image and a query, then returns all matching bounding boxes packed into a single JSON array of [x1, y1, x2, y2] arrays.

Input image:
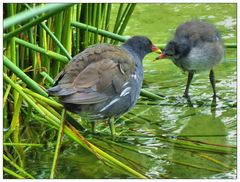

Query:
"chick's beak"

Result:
[[154, 52, 166, 61], [151, 44, 162, 54]]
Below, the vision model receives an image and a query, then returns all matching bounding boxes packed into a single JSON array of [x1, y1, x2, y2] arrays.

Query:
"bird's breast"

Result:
[[173, 42, 223, 72]]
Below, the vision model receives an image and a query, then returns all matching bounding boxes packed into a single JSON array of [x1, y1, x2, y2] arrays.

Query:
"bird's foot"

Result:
[[182, 93, 195, 107], [183, 93, 190, 99], [211, 94, 221, 108], [211, 98, 217, 109], [213, 94, 221, 100]]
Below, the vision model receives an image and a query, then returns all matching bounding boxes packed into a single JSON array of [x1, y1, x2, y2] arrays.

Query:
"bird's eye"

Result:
[[165, 50, 174, 57], [166, 53, 173, 56]]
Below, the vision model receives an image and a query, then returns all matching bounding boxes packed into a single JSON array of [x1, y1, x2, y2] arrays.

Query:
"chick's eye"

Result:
[[165, 50, 174, 56]]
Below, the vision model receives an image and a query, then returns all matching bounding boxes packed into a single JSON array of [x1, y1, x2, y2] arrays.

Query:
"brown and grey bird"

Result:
[[47, 36, 161, 135], [156, 20, 224, 99]]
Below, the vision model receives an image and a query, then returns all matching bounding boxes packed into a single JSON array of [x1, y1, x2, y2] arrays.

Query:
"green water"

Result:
[[24, 4, 236, 179]]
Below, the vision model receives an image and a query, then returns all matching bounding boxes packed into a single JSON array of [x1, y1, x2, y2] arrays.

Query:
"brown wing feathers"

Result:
[[48, 44, 135, 105]]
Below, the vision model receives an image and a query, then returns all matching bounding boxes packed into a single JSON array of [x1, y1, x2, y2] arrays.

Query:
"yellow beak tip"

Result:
[[154, 49, 162, 54]]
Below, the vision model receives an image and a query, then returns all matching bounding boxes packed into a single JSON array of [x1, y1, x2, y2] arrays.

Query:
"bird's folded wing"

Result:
[[48, 58, 135, 105]]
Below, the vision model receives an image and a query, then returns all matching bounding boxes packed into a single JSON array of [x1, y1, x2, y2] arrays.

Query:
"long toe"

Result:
[[213, 94, 221, 100], [183, 93, 190, 99]]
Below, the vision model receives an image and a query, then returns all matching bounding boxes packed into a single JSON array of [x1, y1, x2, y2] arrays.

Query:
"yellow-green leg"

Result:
[[108, 117, 116, 137]]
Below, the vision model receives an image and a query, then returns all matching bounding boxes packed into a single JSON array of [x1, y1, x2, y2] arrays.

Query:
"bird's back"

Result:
[[175, 20, 221, 46]]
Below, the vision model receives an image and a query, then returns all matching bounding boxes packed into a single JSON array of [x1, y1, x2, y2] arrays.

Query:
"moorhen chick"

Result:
[[48, 36, 161, 135], [156, 20, 224, 99]]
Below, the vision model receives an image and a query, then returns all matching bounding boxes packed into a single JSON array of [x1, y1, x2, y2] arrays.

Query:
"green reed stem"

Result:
[[23, 88, 63, 109], [79, 4, 87, 50], [71, 21, 128, 42], [113, 4, 136, 44], [4, 4, 72, 30], [224, 43, 237, 48], [40, 23, 49, 75], [3, 154, 35, 179], [3, 56, 47, 97], [3, 106, 9, 130], [24, 3, 72, 60], [11, 95, 23, 145], [104, 4, 111, 43], [37, 104, 60, 125], [3, 167, 25, 179], [198, 153, 233, 170], [4, 4, 73, 40], [7, 4, 17, 65], [88, 4, 93, 45], [50, 109, 66, 179], [113, 4, 124, 34], [3, 83, 12, 108], [62, 7, 73, 55], [100, 4, 106, 42], [13, 37, 69, 63], [140, 89, 164, 100], [118, 4, 136, 35], [3, 73, 46, 116], [40, 71, 55, 85], [3, 143, 44, 147], [54, 11, 64, 75], [28, 26, 37, 80]]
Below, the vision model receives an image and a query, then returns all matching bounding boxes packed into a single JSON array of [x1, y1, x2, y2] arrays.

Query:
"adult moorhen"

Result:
[[48, 36, 161, 135], [156, 20, 224, 99]]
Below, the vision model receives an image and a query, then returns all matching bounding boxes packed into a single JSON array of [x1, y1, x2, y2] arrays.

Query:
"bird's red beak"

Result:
[[155, 53, 167, 60], [151, 44, 162, 54]]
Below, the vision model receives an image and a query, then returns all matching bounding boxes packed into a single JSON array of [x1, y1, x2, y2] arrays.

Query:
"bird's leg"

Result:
[[183, 72, 194, 98], [91, 122, 96, 134], [108, 117, 116, 137], [209, 69, 217, 99]]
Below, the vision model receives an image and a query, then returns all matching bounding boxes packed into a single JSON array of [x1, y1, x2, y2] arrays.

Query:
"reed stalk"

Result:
[[13, 37, 69, 63], [50, 109, 66, 179], [62, 7, 73, 55], [4, 4, 74, 40], [3, 73, 46, 116], [3, 56, 47, 97], [112, 4, 124, 34], [3, 143, 44, 147], [71, 21, 128, 42], [140, 89, 164, 100], [23, 88, 63, 109], [3, 154, 35, 179], [198, 153, 233, 170], [3, 167, 25, 179], [4, 4, 73, 30], [40, 71, 55, 85]]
